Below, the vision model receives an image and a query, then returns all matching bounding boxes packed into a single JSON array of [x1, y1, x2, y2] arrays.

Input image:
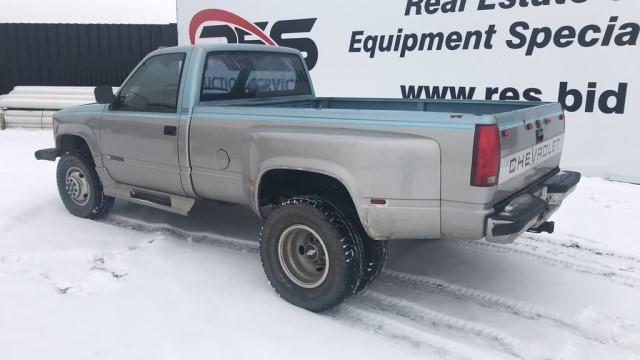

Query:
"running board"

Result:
[[104, 183, 195, 216]]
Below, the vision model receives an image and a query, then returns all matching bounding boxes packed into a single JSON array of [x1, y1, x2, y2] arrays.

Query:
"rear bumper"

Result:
[[485, 170, 581, 244]]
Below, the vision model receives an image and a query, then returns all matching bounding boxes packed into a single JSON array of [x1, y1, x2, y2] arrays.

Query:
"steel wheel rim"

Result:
[[278, 224, 329, 288], [65, 166, 91, 206]]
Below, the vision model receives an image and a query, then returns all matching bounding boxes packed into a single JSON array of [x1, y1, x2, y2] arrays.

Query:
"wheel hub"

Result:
[[301, 243, 319, 260], [278, 225, 329, 289], [65, 166, 90, 206]]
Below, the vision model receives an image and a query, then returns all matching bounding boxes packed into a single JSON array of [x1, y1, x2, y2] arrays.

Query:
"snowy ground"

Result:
[[1, 129, 639, 360]]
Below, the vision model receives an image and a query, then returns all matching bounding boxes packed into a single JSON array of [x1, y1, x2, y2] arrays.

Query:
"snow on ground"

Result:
[[1, 129, 639, 360]]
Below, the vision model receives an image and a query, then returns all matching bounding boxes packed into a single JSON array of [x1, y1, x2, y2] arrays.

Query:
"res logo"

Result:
[[189, 9, 318, 70]]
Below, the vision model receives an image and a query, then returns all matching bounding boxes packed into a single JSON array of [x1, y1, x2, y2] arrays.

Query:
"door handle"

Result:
[[164, 125, 177, 136]]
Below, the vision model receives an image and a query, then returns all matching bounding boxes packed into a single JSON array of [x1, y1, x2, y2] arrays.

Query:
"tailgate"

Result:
[[494, 102, 565, 203]]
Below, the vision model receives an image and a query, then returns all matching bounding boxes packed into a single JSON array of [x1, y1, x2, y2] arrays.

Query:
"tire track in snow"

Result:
[[331, 305, 482, 360], [356, 291, 527, 359], [102, 216, 515, 357], [103, 215, 259, 253], [456, 239, 640, 288], [381, 270, 629, 347], [101, 215, 637, 356], [519, 233, 640, 272]]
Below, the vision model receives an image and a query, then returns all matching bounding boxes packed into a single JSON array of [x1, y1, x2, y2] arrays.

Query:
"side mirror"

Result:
[[94, 85, 116, 104]]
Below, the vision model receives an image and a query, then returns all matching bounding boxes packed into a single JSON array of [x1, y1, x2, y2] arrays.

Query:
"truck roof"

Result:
[[148, 43, 303, 57]]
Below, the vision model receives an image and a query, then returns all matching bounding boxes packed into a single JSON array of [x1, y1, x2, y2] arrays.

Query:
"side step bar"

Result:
[[104, 183, 195, 216]]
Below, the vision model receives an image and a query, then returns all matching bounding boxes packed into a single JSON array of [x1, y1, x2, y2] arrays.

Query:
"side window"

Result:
[[115, 53, 185, 113]]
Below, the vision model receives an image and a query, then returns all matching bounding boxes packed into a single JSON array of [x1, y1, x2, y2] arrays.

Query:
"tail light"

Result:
[[471, 124, 501, 187]]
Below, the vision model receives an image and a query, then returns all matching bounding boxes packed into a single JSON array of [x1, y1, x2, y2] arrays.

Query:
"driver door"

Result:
[[100, 52, 186, 195]]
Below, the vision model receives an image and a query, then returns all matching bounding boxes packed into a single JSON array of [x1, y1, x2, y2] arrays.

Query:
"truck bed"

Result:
[[213, 96, 547, 116], [200, 96, 565, 206]]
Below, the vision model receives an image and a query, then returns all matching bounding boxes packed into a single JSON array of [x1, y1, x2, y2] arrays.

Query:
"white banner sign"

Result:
[[177, 0, 640, 182]]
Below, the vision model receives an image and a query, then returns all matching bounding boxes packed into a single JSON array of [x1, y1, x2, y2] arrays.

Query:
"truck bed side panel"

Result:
[[189, 106, 444, 239], [249, 127, 442, 240]]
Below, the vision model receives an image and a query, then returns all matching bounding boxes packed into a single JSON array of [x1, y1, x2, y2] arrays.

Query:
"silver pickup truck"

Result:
[[35, 44, 580, 311]]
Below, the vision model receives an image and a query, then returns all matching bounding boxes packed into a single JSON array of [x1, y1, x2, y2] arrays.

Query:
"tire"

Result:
[[355, 236, 388, 293], [260, 196, 364, 312], [314, 195, 389, 294], [56, 152, 114, 219]]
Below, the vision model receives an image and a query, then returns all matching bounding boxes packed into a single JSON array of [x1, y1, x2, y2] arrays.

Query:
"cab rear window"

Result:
[[200, 51, 311, 101]]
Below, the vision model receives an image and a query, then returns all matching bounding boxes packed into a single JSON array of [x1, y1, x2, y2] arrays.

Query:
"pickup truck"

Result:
[[35, 43, 580, 311]]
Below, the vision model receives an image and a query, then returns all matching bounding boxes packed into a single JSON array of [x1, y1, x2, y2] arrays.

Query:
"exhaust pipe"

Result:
[[528, 221, 555, 234]]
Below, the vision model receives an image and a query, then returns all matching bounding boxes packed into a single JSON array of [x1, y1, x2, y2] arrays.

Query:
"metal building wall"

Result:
[[0, 23, 177, 95]]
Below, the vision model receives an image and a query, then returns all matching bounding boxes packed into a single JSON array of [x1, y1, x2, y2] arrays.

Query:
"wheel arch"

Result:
[[255, 167, 360, 221], [55, 132, 100, 166]]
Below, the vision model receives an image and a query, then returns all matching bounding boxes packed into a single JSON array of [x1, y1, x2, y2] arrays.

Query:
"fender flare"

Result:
[[55, 124, 102, 167], [253, 160, 359, 218]]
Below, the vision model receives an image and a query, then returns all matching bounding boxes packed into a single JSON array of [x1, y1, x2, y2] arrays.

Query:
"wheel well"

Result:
[[257, 169, 358, 219], [56, 134, 94, 165]]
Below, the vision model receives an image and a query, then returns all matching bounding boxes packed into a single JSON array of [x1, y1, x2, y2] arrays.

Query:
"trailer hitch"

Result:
[[527, 221, 555, 234]]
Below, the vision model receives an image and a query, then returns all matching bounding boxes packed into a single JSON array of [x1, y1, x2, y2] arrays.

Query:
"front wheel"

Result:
[[260, 196, 364, 312], [56, 152, 114, 219]]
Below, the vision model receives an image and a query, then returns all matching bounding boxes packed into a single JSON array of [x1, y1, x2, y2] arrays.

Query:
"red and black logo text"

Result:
[[189, 9, 318, 70]]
